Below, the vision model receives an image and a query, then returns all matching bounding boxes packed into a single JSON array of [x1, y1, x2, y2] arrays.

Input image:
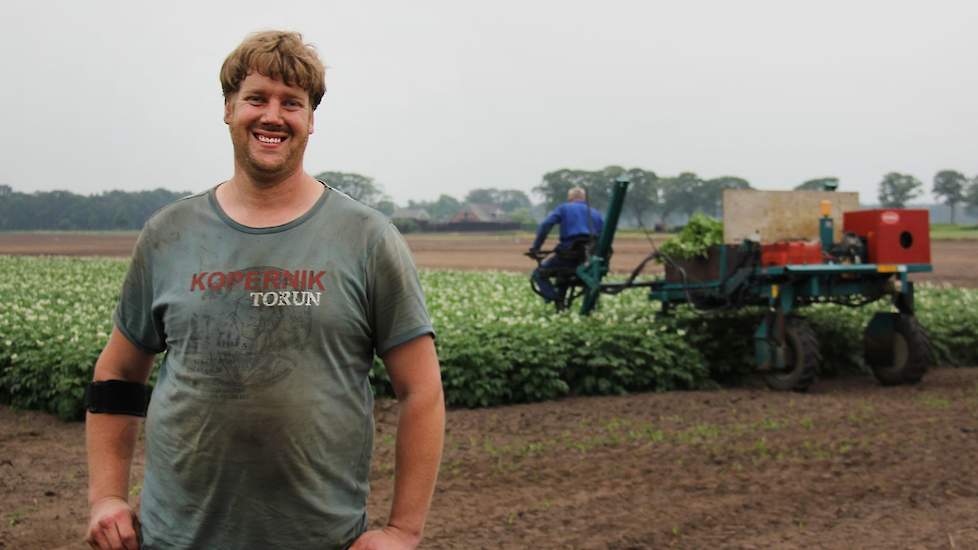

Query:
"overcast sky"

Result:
[[1, 0, 975, 205]]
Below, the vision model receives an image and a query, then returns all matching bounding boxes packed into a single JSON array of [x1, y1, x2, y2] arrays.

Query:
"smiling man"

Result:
[[85, 31, 444, 550]]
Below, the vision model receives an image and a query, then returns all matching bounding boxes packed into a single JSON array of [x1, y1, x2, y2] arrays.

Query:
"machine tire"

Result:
[[867, 313, 934, 386], [764, 317, 821, 392]]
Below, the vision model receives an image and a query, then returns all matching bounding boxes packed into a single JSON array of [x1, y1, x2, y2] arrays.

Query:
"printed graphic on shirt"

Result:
[[183, 266, 326, 397], [189, 268, 326, 307]]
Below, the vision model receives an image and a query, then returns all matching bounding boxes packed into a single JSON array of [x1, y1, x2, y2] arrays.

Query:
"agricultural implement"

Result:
[[527, 177, 936, 391]]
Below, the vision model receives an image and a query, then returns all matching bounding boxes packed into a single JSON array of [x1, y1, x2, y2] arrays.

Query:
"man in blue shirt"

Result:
[[528, 187, 605, 305]]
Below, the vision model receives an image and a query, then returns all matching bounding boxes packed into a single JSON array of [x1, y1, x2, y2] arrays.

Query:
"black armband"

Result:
[[84, 380, 152, 417]]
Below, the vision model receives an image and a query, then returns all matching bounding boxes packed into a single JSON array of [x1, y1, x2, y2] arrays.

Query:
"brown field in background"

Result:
[[0, 231, 976, 287]]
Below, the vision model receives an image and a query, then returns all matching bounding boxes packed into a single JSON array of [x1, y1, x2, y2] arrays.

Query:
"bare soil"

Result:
[[0, 232, 976, 287], [2, 368, 978, 549]]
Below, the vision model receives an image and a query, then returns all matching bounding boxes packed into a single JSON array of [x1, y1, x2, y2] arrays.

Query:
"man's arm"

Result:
[[85, 326, 156, 550], [531, 207, 563, 250], [593, 208, 605, 237], [352, 335, 444, 550]]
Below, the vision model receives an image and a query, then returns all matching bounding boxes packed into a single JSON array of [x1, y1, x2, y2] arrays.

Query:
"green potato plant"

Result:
[[0, 257, 976, 419]]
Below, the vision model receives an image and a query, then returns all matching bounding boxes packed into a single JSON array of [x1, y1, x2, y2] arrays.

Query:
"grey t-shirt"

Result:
[[114, 184, 433, 549]]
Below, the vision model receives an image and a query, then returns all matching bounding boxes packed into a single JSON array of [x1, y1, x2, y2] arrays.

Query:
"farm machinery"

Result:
[[526, 177, 936, 391]]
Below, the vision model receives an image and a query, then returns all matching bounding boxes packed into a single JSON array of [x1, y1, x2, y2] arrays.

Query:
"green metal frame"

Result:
[[577, 176, 630, 315], [568, 177, 933, 373]]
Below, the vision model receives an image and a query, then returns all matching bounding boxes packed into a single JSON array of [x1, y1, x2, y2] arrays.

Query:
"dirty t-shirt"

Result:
[[114, 184, 433, 549]]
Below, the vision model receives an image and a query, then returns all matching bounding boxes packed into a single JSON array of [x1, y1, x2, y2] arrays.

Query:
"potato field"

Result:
[[2, 248, 978, 548]]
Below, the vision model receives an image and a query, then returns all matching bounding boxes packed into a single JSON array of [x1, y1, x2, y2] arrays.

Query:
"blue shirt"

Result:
[[532, 200, 605, 250]]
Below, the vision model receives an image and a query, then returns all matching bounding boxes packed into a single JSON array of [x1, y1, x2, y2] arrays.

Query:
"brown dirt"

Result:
[[3, 368, 978, 549], [0, 232, 976, 287]]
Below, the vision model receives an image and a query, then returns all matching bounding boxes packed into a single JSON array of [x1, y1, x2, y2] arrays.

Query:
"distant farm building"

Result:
[[391, 208, 431, 223], [390, 208, 431, 232], [438, 203, 520, 232]]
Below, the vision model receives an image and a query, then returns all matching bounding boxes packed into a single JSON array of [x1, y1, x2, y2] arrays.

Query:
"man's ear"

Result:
[[223, 98, 233, 125], [308, 112, 315, 135]]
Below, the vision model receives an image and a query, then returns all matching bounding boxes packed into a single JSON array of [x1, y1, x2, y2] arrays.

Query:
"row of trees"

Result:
[[879, 170, 978, 224], [318, 166, 753, 228], [2, 168, 975, 231], [534, 166, 751, 226], [0, 185, 189, 230], [535, 168, 978, 226], [318, 166, 757, 229], [315, 170, 536, 224]]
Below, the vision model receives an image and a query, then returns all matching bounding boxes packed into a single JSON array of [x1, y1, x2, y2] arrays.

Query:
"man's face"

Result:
[[224, 72, 314, 182]]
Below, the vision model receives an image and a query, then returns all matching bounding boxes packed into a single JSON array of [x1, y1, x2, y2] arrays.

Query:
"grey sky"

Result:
[[1, 0, 975, 205]]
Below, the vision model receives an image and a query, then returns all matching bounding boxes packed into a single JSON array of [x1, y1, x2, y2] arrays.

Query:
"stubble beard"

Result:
[[233, 127, 308, 187]]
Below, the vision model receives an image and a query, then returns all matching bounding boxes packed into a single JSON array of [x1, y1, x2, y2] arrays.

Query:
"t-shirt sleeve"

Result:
[[366, 223, 434, 357], [113, 227, 167, 354]]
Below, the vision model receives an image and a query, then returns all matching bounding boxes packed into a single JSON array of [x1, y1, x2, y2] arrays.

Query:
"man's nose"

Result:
[[260, 100, 285, 124]]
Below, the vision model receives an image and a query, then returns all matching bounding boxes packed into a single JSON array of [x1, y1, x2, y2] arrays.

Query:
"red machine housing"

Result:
[[761, 241, 823, 267], [843, 209, 930, 264]]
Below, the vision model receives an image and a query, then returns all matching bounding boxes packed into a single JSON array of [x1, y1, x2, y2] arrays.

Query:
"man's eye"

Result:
[[245, 96, 264, 104]]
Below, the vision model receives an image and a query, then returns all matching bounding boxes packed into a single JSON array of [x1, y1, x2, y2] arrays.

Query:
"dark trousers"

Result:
[[532, 255, 580, 302]]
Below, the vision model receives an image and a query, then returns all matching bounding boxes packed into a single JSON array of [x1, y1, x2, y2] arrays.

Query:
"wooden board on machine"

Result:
[[723, 189, 860, 243]]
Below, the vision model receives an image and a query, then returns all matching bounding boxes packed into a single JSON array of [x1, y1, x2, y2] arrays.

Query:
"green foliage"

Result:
[[933, 170, 968, 224], [392, 218, 420, 234], [657, 214, 724, 261], [0, 188, 190, 231], [966, 177, 978, 216], [1, 257, 977, 421], [660, 172, 703, 221], [673, 308, 761, 382], [315, 171, 387, 207], [415, 270, 711, 407], [534, 166, 655, 214], [622, 169, 661, 226], [535, 168, 753, 228], [464, 188, 532, 213], [535, 168, 611, 212], [408, 194, 461, 222], [374, 199, 396, 216], [0, 257, 120, 419], [878, 172, 923, 208], [930, 224, 978, 240], [507, 207, 537, 230], [701, 176, 752, 218]]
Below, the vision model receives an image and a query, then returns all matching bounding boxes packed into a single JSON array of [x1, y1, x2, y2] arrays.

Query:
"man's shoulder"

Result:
[[322, 184, 391, 232], [549, 202, 573, 215], [143, 189, 209, 231]]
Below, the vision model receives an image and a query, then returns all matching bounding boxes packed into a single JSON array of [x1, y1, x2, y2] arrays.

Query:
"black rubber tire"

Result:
[[764, 317, 821, 392], [871, 314, 934, 386]]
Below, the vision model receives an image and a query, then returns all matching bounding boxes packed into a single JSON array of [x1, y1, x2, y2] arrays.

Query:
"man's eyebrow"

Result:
[[239, 87, 304, 101]]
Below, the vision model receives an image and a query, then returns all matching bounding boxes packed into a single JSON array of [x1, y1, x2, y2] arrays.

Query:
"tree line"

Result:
[[879, 170, 978, 224], [315, 167, 752, 228], [533, 167, 751, 227], [315, 171, 536, 226], [0, 185, 190, 231], [1, 168, 975, 231]]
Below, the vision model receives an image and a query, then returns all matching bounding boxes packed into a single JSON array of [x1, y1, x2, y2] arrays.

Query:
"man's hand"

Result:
[[349, 526, 420, 550], [85, 496, 140, 550]]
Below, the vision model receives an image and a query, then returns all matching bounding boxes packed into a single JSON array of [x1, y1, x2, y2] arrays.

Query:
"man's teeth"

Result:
[[256, 135, 283, 144]]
